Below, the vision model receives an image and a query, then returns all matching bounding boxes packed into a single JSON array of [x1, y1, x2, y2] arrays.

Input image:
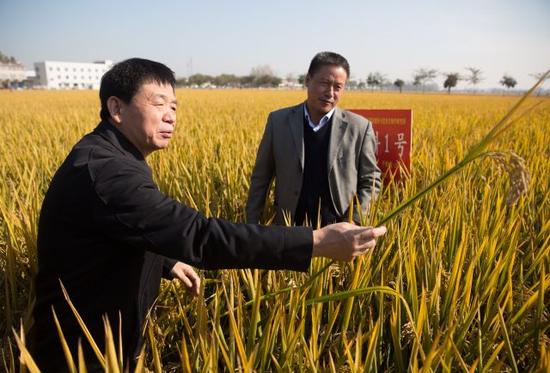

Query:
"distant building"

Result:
[[34, 60, 113, 89], [0, 61, 26, 85], [278, 79, 303, 89], [25, 69, 36, 79]]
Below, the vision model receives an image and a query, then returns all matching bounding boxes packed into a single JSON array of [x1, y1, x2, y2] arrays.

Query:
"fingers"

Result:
[[352, 225, 387, 257], [355, 226, 387, 242], [371, 226, 387, 237], [171, 262, 201, 297], [312, 223, 387, 261], [184, 268, 201, 297], [179, 273, 193, 288]]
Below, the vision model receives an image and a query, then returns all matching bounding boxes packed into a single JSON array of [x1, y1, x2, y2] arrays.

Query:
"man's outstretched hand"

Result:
[[169, 261, 201, 297], [312, 223, 387, 261]]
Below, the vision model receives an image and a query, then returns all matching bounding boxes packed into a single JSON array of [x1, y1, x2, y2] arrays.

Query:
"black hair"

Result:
[[99, 58, 176, 121], [307, 51, 350, 79]]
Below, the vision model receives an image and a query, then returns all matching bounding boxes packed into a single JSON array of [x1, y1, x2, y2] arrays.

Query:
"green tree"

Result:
[[239, 75, 255, 87], [187, 74, 213, 87], [393, 79, 404, 93], [500, 75, 517, 90], [214, 74, 240, 87], [175, 77, 188, 87], [443, 73, 460, 94]]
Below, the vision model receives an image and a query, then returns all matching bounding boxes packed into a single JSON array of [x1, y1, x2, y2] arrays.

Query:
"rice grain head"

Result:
[[484, 151, 530, 205]]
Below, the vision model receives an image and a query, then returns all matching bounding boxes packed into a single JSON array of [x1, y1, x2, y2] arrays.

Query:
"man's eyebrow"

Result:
[[152, 93, 178, 104]]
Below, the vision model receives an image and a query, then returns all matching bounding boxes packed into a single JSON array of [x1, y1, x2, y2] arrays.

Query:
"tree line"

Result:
[[361, 67, 523, 94], [1, 50, 545, 93], [179, 64, 547, 94], [177, 65, 282, 88]]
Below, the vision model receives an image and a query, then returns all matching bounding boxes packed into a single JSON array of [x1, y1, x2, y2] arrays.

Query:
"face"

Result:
[[110, 82, 177, 157], [305, 64, 347, 121]]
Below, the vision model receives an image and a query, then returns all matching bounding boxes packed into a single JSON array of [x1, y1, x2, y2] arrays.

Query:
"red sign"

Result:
[[349, 109, 412, 180]]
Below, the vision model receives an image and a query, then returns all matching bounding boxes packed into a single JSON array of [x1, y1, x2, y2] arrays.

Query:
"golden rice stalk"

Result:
[[482, 151, 530, 205], [292, 71, 550, 308], [59, 281, 105, 367], [51, 307, 77, 373], [11, 327, 40, 373]]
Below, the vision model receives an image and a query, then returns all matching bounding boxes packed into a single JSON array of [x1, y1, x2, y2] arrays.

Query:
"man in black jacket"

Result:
[[31, 58, 386, 371]]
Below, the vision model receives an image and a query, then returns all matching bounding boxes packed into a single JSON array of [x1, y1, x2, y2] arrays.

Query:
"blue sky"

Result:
[[1, 0, 549, 89]]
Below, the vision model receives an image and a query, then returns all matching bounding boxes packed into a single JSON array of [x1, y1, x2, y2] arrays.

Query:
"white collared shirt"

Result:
[[304, 104, 335, 132]]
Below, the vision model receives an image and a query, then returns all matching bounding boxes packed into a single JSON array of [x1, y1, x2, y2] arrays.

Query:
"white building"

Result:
[[34, 60, 113, 89], [0, 62, 26, 82]]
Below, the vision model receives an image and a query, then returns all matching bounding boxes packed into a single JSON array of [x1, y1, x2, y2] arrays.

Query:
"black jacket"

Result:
[[31, 121, 313, 370]]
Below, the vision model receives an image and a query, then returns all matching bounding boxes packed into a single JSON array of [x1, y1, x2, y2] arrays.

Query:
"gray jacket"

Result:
[[246, 103, 381, 225]]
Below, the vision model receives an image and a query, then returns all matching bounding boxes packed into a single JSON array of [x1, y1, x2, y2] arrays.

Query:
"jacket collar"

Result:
[[94, 121, 146, 162], [289, 104, 305, 169], [288, 103, 348, 171], [327, 107, 348, 171]]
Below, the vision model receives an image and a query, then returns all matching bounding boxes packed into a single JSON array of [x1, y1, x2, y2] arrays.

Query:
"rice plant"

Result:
[[1, 87, 549, 371]]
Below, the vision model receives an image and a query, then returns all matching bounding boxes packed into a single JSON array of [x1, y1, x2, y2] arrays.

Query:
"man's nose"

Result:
[[164, 110, 176, 125]]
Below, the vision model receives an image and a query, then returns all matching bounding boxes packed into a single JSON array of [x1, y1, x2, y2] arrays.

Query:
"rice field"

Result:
[[0, 88, 549, 372]]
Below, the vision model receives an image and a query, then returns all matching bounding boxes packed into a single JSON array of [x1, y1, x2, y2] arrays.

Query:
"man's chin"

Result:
[[320, 102, 335, 111], [153, 141, 171, 151]]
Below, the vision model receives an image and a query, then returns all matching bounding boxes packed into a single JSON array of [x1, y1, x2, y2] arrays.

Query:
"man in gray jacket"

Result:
[[247, 52, 381, 226]]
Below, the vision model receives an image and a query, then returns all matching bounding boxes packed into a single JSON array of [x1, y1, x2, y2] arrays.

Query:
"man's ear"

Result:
[[107, 96, 124, 124], [305, 74, 311, 87]]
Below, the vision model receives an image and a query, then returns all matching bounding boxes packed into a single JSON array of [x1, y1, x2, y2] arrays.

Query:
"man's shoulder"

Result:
[[268, 103, 303, 121], [340, 109, 371, 128], [73, 132, 118, 167], [73, 132, 148, 183]]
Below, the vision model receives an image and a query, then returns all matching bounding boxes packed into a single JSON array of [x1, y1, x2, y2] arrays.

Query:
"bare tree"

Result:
[[413, 68, 437, 92], [443, 73, 461, 94], [464, 67, 483, 92], [0, 51, 19, 65], [250, 65, 275, 77], [248, 65, 281, 87], [366, 72, 385, 91], [530, 71, 549, 96]]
